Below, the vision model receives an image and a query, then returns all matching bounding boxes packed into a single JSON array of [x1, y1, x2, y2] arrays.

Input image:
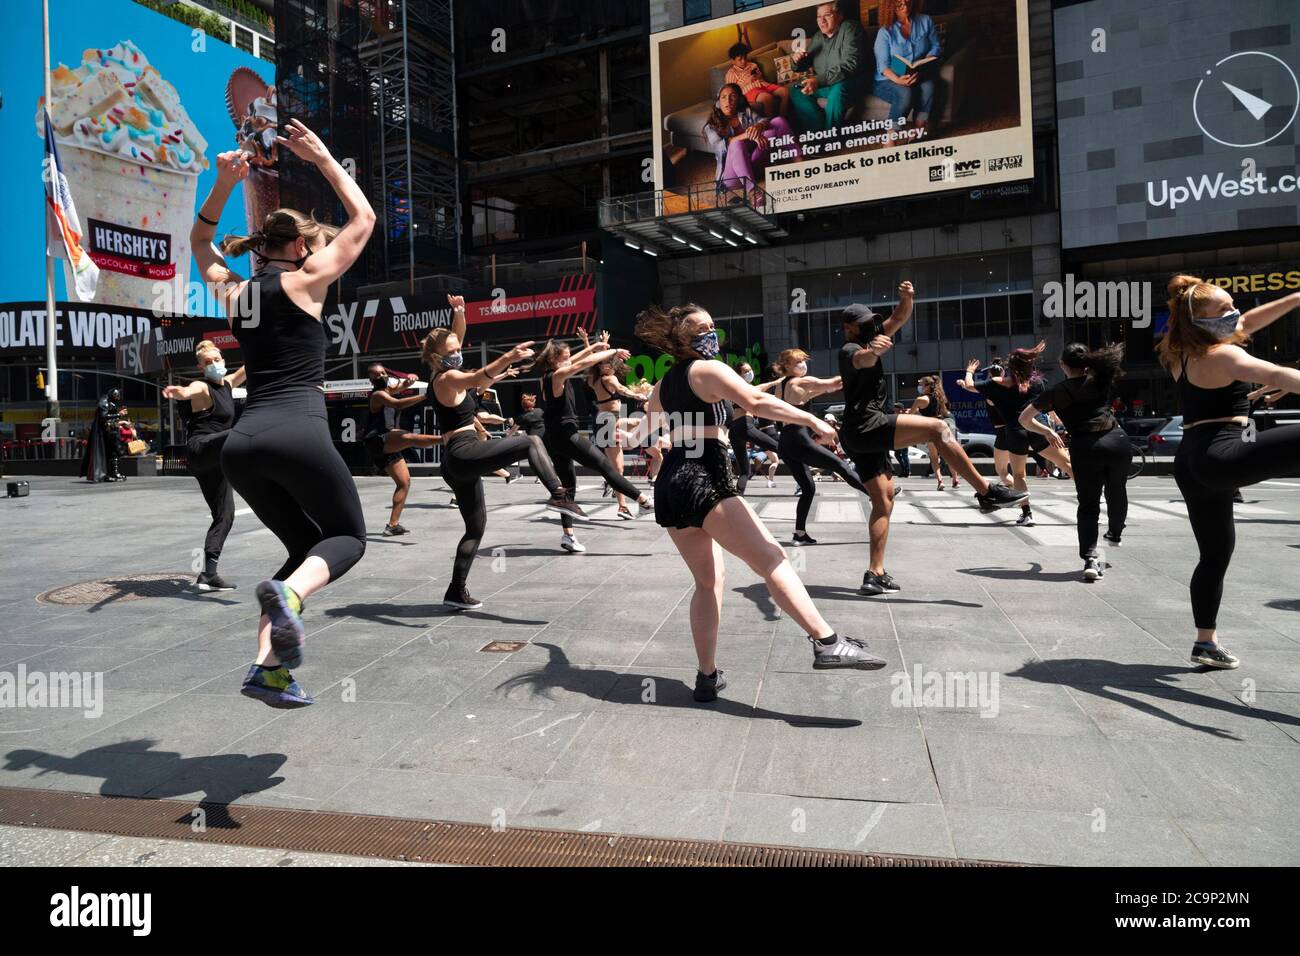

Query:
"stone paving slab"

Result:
[[1, 474, 1298, 865]]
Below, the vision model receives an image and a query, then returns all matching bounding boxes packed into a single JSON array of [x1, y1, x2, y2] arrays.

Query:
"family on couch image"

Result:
[[656, 0, 1025, 199]]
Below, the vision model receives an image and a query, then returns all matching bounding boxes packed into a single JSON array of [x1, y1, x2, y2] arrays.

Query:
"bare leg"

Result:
[[995, 447, 1013, 484], [1041, 445, 1072, 480], [702, 496, 833, 639], [928, 442, 944, 488], [864, 474, 894, 575], [893, 415, 991, 494], [667, 527, 726, 674], [604, 445, 627, 510], [1008, 453, 1029, 507], [386, 458, 411, 526]]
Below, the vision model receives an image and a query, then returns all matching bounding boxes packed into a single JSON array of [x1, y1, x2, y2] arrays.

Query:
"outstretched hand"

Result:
[[275, 119, 331, 166]]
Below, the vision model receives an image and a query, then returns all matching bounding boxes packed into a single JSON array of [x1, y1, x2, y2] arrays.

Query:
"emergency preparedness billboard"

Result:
[[651, 0, 1034, 213]]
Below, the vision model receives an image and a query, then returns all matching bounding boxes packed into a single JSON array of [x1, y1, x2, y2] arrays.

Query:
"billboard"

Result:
[[0, 0, 277, 360], [651, 0, 1034, 213], [1055, 0, 1300, 249]]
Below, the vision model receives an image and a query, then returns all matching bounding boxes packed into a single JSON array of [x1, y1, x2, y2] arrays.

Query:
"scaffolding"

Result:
[[360, 0, 461, 285]]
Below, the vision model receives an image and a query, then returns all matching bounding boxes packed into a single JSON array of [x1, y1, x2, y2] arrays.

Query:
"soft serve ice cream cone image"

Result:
[[227, 68, 280, 233], [37, 41, 208, 310]]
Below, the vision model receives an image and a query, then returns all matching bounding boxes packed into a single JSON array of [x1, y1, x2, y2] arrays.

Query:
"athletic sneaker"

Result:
[[792, 531, 817, 545], [693, 668, 727, 703], [1102, 531, 1122, 547], [602, 481, 612, 498], [443, 584, 483, 610], [504, 472, 522, 485], [449, 496, 457, 507], [1016, 509, 1035, 527], [1232, 490, 1245, 504], [382, 523, 410, 536], [240, 664, 313, 709], [1191, 641, 1239, 669], [255, 580, 306, 670], [617, 507, 635, 520], [766, 478, 775, 488], [860, 570, 901, 596], [195, 572, 236, 592], [546, 492, 588, 521], [810, 634, 887, 671], [560, 534, 586, 553], [1083, 556, 1104, 582], [636, 498, 655, 516], [975, 482, 1030, 513]]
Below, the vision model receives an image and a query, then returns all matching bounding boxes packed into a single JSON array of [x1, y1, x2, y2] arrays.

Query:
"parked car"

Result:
[[1146, 416, 1184, 454], [1120, 417, 1169, 453]]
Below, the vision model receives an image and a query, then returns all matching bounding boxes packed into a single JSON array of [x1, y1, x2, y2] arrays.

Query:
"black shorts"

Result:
[[365, 435, 403, 473], [840, 414, 899, 456], [1003, 426, 1049, 457], [993, 427, 1010, 452], [849, 452, 895, 480], [654, 440, 739, 530]]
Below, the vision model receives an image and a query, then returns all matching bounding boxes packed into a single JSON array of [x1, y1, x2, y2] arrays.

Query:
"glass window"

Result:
[[735, 0, 764, 10], [1010, 294, 1034, 335], [961, 298, 985, 340], [935, 260, 960, 298], [684, 0, 711, 24], [960, 257, 988, 297], [810, 314, 830, 351], [1010, 250, 1033, 292], [912, 301, 938, 342], [909, 261, 937, 300], [985, 296, 1010, 337], [937, 300, 960, 340]]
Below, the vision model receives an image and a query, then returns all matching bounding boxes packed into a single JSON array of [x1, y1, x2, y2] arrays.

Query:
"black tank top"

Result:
[[542, 371, 578, 428], [777, 376, 810, 412], [918, 394, 941, 418], [363, 392, 400, 440], [430, 371, 478, 433], [231, 272, 325, 407], [188, 379, 234, 439], [1176, 363, 1251, 426], [591, 377, 618, 405], [659, 359, 728, 425]]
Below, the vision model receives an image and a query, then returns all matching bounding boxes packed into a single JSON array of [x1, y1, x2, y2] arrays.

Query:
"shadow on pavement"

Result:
[[322, 602, 550, 628], [3, 740, 287, 829], [958, 563, 1084, 583], [495, 643, 861, 729], [1008, 659, 1300, 740]]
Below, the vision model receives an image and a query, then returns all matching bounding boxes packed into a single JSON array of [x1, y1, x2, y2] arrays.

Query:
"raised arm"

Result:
[[161, 381, 207, 402], [436, 342, 533, 397], [560, 347, 626, 381], [1241, 290, 1300, 336], [190, 151, 249, 292], [957, 359, 980, 393], [1214, 346, 1300, 396], [881, 282, 915, 337], [224, 366, 247, 388], [279, 120, 376, 292], [697, 362, 838, 443], [447, 295, 468, 347]]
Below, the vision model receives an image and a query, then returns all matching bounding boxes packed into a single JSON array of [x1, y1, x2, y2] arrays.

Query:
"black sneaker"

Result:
[[792, 531, 817, 545], [1232, 490, 1245, 504], [382, 523, 410, 536], [1191, 642, 1239, 669], [443, 584, 483, 610], [546, 492, 589, 521], [504, 471, 521, 485], [975, 482, 1030, 513], [811, 634, 887, 671], [1016, 509, 1035, 527], [602, 481, 612, 499], [693, 668, 727, 702], [860, 571, 901, 596], [1083, 556, 1104, 582], [195, 572, 236, 592], [1102, 532, 1122, 547], [617, 507, 635, 520]]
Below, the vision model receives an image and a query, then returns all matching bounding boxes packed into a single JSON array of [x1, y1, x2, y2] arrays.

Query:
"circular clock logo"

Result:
[[1192, 51, 1299, 148]]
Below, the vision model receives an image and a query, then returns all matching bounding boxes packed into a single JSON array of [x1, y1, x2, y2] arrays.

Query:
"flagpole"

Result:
[[42, 0, 60, 422]]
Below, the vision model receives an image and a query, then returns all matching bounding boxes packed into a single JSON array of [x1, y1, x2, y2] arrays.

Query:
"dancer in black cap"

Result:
[[838, 285, 1028, 596], [633, 303, 886, 704], [193, 123, 373, 709], [162, 339, 245, 592]]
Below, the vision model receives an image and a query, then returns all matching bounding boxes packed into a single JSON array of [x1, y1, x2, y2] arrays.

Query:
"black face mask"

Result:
[[370, 377, 388, 391]]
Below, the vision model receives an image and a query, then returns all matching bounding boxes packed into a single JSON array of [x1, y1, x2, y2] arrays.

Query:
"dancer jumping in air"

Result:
[[363, 363, 442, 537], [162, 339, 245, 592], [193, 121, 373, 709], [1019, 343, 1131, 582], [424, 296, 586, 609], [837, 288, 1029, 596], [1159, 274, 1300, 669], [772, 348, 869, 544], [632, 303, 886, 703]]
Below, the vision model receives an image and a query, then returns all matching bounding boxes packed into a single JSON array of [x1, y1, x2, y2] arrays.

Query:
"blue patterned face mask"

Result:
[[442, 351, 464, 369], [1191, 309, 1240, 341], [691, 330, 720, 358]]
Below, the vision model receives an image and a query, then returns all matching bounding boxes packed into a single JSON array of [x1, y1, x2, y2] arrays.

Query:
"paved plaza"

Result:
[[2, 472, 1299, 866]]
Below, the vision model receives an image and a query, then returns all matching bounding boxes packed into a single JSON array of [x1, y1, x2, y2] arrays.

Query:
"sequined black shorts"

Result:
[[654, 439, 739, 529]]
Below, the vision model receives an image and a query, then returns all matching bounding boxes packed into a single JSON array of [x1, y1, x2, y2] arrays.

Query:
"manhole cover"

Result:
[[37, 573, 194, 606], [480, 641, 527, 653]]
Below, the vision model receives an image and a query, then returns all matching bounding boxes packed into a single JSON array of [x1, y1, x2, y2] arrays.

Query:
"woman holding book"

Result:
[[873, 0, 941, 136]]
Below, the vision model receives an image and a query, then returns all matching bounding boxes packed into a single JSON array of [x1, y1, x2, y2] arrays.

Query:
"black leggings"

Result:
[[221, 400, 366, 582], [188, 432, 235, 575], [1068, 426, 1131, 559], [443, 432, 565, 588], [1175, 422, 1300, 629], [728, 414, 779, 494], [778, 425, 869, 531], [545, 425, 643, 527]]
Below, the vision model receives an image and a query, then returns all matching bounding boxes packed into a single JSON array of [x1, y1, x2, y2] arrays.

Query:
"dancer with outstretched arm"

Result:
[[192, 121, 374, 709], [363, 363, 442, 537]]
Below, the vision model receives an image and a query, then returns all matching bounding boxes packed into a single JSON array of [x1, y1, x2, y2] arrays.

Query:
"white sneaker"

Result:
[[561, 534, 586, 553], [766, 478, 775, 488]]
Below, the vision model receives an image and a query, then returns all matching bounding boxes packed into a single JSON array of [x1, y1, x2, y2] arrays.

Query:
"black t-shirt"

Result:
[[839, 326, 889, 434], [516, 408, 546, 436], [975, 379, 1043, 430], [1033, 376, 1115, 434]]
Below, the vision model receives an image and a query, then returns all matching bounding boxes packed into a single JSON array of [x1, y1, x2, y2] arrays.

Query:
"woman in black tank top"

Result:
[[633, 303, 886, 703], [190, 121, 375, 709], [362, 363, 442, 537], [908, 374, 959, 490], [161, 340, 246, 593], [1158, 275, 1300, 671], [422, 297, 586, 610]]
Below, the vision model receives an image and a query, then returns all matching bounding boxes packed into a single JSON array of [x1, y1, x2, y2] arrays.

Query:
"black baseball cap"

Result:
[[842, 304, 879, 325]]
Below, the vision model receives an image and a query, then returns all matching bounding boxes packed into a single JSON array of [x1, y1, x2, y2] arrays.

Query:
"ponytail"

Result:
[[1061, 341, 1124, 385]]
